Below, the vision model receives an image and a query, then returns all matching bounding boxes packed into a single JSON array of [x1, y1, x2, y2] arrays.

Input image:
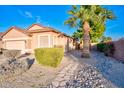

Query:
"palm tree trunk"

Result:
[[81, 21, 90, 58]]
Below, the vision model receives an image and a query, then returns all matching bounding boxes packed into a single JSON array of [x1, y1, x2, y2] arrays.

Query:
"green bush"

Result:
[[35, 48, 64, 67], [97, 43, 107, 52], [104, 42, 115, 56], [97, 42, 115, 56]]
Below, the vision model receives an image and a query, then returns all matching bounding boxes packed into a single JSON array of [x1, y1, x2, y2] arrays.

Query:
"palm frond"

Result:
[[64, 17, 78, 27]]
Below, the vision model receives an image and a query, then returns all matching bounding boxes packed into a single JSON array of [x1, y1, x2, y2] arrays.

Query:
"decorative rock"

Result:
[[54, 77, 64, 82], [59, 81, 67, 87], [57, 73, 65, 77], [64, 76, 70, 80], [0, 58, 31, 80], [50, 62, 79, 88], [65, 64, 115, 88], [52, 81, 59, 87]]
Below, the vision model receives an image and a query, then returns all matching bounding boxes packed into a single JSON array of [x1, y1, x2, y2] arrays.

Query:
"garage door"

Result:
[[6, 40, 25, 50], [39, 35, 49, 48]]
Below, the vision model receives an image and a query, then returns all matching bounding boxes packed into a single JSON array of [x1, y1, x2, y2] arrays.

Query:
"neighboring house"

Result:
[[1, 24, 74, 54]]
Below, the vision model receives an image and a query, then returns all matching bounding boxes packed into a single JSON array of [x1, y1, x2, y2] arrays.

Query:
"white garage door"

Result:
[[6, 40, 25, 50]]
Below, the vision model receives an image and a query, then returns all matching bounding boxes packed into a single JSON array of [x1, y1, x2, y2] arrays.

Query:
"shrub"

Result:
[[104, 42, 115, 56], [3, 50, 21, 60], [97, 43, 107, 52], [97, 42, 115, 56], [35, 48, 64, 67]]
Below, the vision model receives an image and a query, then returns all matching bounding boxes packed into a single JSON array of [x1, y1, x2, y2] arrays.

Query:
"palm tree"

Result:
[[65, 5, 115, 58]]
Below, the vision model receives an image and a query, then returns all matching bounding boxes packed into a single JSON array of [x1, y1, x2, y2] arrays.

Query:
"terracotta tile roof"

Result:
[[27, 24, 73, 39], [1, 26, 30, 37], [2, 24, 73, 39], [27, 24, 45, 30], [12, 26, 27, 34]]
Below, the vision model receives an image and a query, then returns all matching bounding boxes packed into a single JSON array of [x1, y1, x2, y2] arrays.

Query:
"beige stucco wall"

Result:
[[56, 35, 74, 52], [31, 31, 74, 53], [25, 39, 31, 49], [27, 24, 74, 52], [2, 27, 74, 53], [2, 28, 31, 53], [31, 31, 57, 50]]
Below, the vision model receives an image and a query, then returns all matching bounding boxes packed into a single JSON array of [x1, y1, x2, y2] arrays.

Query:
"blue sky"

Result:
[[0, 5, 124, 40]]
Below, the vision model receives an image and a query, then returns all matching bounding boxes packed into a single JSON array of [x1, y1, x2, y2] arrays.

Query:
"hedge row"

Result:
[[35, 48, 64, 67]]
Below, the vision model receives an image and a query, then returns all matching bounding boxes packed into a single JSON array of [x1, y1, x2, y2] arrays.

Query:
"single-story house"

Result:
[[1, 24, 74, 54]]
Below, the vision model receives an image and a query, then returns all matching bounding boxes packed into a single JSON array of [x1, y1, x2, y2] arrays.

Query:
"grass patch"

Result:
[[35, 48, 64, 68]]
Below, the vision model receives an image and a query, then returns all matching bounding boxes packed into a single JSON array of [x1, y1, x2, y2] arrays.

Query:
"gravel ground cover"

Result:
[[0, 50, 121, 88], [0, 54, 72, 88], [69, 50, 124, 88], [66, 64, 115, 88], [48, 51, 116, 88]]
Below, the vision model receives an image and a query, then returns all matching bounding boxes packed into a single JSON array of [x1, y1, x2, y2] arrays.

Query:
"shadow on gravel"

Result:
[[26, 58, 35, 69]]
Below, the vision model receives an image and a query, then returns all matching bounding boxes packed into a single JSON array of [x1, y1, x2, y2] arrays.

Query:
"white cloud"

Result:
[[18, 10, 49, 26], [25, 11, 33, 18], [18, 10, 33, 18]]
